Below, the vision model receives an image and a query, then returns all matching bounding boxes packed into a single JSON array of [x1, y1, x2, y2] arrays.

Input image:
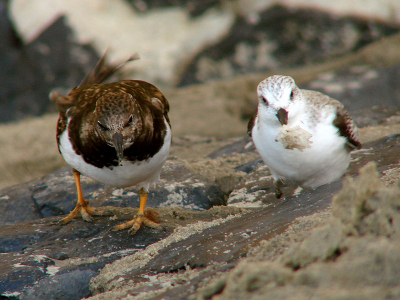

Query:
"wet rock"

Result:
[[87, 139, 400, 299], [0, 134, 399, 299], [0, 185, 43, 224], [201, 162, 400, 300], [0, 206, 242, 299], [0, 160, 225, 226], [91, 178, 341, 299], [350, 105, 400, 128], [207, 136, 253, 158]]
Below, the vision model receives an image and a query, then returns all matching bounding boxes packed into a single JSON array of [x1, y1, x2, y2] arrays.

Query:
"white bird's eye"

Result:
[[261, 96, 269, 106], [290, 91, 295, 100]]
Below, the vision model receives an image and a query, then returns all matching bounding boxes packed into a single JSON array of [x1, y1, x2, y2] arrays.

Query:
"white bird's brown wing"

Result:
[[303, 89, 362, 150], [247, 113, 257, 137]]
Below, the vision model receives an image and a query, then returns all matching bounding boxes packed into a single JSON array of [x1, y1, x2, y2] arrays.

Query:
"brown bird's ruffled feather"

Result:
[[79, 51, 140, 88], [53, 51, 170, 167]]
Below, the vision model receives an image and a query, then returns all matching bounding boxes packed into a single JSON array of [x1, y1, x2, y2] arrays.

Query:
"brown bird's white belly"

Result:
[[59, 118, 171, 190]]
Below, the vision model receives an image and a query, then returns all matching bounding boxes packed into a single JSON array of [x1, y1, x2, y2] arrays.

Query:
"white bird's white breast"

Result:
[[252, 108, 351, 188], [59, 118, 171, 190]]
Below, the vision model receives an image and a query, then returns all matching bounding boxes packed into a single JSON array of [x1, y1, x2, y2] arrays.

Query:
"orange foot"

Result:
[[59, 168, 108, 225], [112, 210, 160, 235], [59, 199, 107, 225], [112, 188, 160, 235]]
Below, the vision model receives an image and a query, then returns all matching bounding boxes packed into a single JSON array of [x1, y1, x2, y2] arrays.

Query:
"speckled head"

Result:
[[94, 91, 142, 163], [256, 75, 305, 125], [95, 92, 137, 131], [257, 75, 302, 110]]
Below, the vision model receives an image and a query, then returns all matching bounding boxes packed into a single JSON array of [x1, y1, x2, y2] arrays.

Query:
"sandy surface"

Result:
[[86, 162, 400, 300], [193, 163, 400, 300]]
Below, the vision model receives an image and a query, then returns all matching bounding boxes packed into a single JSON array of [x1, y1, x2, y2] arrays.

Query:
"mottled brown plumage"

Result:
[[52, 52, 171, 234], [56, 80, 170, 168]]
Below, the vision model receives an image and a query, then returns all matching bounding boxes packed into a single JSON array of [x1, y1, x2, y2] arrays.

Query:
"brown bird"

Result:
[[51, 53, 171, 234]]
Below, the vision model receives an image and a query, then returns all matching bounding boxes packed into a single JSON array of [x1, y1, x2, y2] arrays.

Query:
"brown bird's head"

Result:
[[94, 91, 142, 165]]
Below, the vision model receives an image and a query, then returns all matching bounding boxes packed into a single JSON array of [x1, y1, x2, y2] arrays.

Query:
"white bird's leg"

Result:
[[273, 178, 284, 199]]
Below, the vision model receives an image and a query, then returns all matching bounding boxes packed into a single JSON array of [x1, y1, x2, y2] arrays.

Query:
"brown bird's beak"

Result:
[[112, 133, 124, 166], [276, 108, 288, 125]]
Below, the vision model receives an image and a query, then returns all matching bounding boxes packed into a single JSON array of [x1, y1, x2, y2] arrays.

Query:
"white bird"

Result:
[[248, 75, 361, 198]]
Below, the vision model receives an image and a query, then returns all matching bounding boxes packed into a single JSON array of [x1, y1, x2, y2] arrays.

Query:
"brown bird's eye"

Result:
[[97, 121, 108, 131], [125, 115, 133, 127]]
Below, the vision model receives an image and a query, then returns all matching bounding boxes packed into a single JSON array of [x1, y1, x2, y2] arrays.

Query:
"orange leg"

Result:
[[112, 187, 159, 235], [59, 169, 106, 225]]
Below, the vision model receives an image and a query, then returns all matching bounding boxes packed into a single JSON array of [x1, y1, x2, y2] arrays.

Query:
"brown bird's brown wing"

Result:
[[63, 80, 171, 168], [123, 80, 170, 127]]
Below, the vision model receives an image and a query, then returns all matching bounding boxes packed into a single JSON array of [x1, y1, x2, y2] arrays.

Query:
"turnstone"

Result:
[[51, 53, 171, 234], [248, 75, 361, 198]]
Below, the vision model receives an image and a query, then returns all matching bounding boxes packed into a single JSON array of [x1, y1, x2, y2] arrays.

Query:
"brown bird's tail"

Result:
[[79, 51, 140, 87], [50, 51, 140, 113], [49, 90, 75, 114]]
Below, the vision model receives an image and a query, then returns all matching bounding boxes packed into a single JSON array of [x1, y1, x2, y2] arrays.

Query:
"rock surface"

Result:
[[1, 2, 400, 300], [0, 160, 225, 226], [0, 206, 243, 300], [194, 162, 400, 300], [1, 132, 400, 299], [179, 4, 400, 86], [0, 8, 99, 122]]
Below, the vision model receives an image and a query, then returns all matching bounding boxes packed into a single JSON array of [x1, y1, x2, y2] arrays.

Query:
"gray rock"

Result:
[[179, 5, 400, 86], [207, 136, 254, 158], [87, 135, 400, 300], [0, 158, 228, 298], [0, 160, 225, 226], [302, 64, 400, 115], [0, 206, 242, 300], [1, 134, 399, 300], [89, 180, 341, 297], [0, 12, 99, 123], [20, 269, 97, 300]]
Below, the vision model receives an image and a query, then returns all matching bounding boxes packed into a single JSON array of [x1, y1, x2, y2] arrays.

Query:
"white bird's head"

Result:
[[257, 75, 304, 126]]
